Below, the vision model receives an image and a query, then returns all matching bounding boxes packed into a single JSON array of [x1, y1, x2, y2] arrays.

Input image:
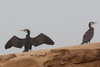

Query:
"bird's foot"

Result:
[[23, 50, 28, 52]]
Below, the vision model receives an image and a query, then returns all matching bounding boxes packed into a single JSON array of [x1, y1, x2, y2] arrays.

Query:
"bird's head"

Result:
[[20, 29, 30, 34], [89, 22, 97, 26]]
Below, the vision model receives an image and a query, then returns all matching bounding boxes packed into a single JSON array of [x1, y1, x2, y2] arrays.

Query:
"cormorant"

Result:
[[81, 22, 97, 44], [5, 29, 54, 52]]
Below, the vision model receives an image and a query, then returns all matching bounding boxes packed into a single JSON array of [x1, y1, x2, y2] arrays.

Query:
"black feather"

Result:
[[30, 33, 54, 47], [5, 36, 25, 49]]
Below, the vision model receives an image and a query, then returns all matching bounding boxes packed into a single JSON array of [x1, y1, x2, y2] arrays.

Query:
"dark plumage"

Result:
[[81, 22, 97, 44], [5, 29, 54, 52]]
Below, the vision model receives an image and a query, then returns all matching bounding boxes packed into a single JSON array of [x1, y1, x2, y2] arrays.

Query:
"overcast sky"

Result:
[[0, 0, 100, 54]]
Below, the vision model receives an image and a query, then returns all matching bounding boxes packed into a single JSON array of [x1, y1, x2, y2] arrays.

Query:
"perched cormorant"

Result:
[[81, 22, 97, 44], [5, 29, 54, 52]]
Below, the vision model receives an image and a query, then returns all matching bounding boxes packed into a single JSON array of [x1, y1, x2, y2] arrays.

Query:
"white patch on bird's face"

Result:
[[91, 22, 94, 26]]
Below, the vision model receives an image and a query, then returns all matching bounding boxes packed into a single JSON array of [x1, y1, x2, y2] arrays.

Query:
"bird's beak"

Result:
[[20, 29, 27, 33], [94, 22, 97, 24], [20, 30, 25, 32]]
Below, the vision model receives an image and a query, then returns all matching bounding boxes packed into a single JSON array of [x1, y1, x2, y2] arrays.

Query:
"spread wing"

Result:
[[30, 33, 54, 47], [5, 36, 26, 49]]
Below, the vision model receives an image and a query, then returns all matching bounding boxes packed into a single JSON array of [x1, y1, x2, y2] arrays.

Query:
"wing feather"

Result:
[[30, 33, 54, 47], [5, 36, 26, 49]]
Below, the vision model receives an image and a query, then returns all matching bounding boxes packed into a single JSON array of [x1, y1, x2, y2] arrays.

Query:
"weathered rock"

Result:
[[0, 42, 100, 67]]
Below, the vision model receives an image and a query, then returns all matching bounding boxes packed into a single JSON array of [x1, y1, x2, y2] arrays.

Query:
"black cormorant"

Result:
[[81, 22, 97, 44], [5, 29, 55, 52]]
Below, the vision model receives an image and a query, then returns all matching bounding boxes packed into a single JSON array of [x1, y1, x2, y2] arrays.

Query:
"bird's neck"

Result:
[[26, 32, 30, 37], [89, 24, 94, 31], [89, 24, 92, 28]]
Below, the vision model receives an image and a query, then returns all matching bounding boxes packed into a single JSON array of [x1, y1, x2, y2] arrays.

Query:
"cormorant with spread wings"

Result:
[[5, 29, 54, 52]]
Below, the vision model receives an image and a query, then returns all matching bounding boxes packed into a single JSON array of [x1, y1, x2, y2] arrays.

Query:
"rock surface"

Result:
[[1, 42, 100, 67]]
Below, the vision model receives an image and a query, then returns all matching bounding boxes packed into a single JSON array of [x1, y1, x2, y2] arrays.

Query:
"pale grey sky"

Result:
[[0, 0, 100, 54]]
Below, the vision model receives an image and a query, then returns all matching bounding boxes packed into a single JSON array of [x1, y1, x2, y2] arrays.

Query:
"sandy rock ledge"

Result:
[[0, 42, 100, 67]]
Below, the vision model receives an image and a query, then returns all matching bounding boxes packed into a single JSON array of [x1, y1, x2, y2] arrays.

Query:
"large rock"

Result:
[[0, 42, 100, 67]]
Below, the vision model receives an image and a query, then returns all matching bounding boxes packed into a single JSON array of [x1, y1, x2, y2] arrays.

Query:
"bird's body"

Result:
[[5, 29, 54, 52], [24, 36, 32, 52], [81, 22, 97, 44], [81, 27, 94, 44]]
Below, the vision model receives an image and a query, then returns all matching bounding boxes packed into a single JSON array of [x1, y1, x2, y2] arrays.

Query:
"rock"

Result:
[[0, 42, 100, 67]]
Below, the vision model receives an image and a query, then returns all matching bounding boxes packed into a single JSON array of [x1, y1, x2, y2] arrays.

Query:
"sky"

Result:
[[0, 0, 100, 54]]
